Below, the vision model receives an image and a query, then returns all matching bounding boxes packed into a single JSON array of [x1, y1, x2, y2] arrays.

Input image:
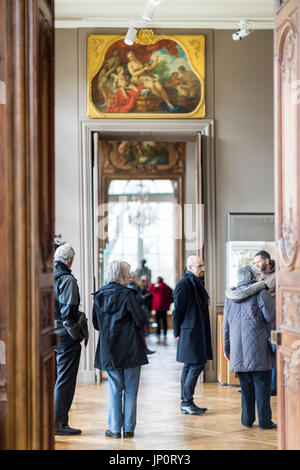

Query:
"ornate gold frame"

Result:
[[87, 29, 205, 119], [100, 141, 185, 175]]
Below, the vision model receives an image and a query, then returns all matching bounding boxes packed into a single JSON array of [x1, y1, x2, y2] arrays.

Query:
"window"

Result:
[[105, 180, 176, 287]]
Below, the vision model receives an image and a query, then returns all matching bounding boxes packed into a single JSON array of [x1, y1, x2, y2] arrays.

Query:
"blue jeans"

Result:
[[107, 366, 141, 433], [180, 363, 204, 406], [237, 370, 272, 427]]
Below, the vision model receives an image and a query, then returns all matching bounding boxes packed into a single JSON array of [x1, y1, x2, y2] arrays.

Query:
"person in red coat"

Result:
[[149, 277, 172, 340]]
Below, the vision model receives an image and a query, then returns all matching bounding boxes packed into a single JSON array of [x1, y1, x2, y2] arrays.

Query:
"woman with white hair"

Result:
[[223, 265, 276, 430], [92, 260, 148, 439]]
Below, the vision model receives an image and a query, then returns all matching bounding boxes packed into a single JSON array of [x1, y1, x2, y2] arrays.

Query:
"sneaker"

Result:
[[55, 424, 82, 436]]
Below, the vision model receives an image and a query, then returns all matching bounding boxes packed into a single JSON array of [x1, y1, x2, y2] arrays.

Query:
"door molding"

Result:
[[275, 0, 300, 450], [78, 118, 217, 381], [0, 0, 55, 450]]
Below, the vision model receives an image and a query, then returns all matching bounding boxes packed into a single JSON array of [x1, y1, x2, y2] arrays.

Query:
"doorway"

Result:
[[77, 120, 217, 383], [94, 137, 186, 294]]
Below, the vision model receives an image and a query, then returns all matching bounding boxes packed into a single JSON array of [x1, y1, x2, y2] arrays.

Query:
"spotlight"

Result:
[[232, 19, 254, 41], [142, 0, 162, 21], [124, 25, 138, 45]]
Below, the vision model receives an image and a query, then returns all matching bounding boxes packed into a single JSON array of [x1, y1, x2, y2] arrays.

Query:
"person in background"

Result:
[[92, 261, 148, 439], [128, 272, 140, 294], [254, 251, 276, 297], [136, 259, 152, 283], [149, 276, 172, 342], [138, 275, 153, 337], [172, 255, 213, 415], [223, 265, 276, 430], [54, 244, 88, 436], [254, 250, 277, 396], [128, 272, 155, 355]]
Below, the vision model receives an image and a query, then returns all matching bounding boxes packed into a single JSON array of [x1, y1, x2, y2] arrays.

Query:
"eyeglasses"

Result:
[[191, 264, 205, 269]]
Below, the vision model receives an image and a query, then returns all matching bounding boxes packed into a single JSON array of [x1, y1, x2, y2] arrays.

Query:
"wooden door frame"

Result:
[[0, 0, 55, 450], [274, 0, 300, 450]]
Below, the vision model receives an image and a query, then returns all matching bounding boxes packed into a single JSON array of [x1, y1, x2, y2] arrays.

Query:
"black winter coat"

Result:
[[172, 270, 213, 365], [92, 282, 149, 371], [54, 261, 80, 335]]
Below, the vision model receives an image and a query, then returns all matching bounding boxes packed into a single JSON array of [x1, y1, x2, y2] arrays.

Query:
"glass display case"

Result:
[[226, 241, 276, 289], [226, 212, 275, 289]]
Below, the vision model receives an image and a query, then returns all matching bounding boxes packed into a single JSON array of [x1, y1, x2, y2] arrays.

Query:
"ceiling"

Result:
[[55, 0, 275, 29]]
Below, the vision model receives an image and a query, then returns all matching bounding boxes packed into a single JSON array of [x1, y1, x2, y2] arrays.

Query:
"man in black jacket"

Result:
[[172, 255, 213, 415], [54, 244, 88, 436]]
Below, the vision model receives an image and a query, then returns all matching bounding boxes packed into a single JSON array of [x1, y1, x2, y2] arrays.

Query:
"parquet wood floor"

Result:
[[55, 333, 278, 451]]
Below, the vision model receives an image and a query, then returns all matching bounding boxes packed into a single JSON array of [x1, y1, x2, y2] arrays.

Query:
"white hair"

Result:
[[54, 243, 75, 265], [106, 260, 131, 285], [237, 265, 257, 282]]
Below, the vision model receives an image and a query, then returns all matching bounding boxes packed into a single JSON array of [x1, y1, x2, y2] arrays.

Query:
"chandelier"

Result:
[[127, 182, 157, 228]]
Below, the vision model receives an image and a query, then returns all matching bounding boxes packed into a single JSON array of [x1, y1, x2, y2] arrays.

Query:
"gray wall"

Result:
[[214, 30, 274, 302], [55, 29, 81, 285]]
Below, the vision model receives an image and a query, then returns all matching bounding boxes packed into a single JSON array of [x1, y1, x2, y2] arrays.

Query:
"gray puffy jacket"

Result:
[[223, 280, 275, 372]]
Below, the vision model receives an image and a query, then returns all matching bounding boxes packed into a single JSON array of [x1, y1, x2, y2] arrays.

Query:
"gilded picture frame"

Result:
[[87, 30, 205, 119], [100, 141, 185, 175]]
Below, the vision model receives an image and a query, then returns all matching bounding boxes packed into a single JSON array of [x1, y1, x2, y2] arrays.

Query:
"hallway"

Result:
[[55, 333, 278, 451]]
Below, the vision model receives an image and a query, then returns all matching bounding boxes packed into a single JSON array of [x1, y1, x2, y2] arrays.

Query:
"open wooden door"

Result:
[[0, 0, 55, 449], [274, 0, 300, 450]]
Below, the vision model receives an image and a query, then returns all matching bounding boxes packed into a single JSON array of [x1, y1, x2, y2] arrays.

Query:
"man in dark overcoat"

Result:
[[172, 255, 213, 415], [54, 243, 88, 436]]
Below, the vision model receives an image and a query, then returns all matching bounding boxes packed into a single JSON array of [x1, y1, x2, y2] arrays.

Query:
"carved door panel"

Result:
[[274, 0, 300, 450], [0, 0, 55, 449]]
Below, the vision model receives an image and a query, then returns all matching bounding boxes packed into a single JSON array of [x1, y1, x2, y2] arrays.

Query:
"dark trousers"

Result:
[[54, 334, 81, 425], [155, 311, 168, 336], [271, 368, 277, 394], [181, 363, 204, 406], [237, 370, 272, 427]]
